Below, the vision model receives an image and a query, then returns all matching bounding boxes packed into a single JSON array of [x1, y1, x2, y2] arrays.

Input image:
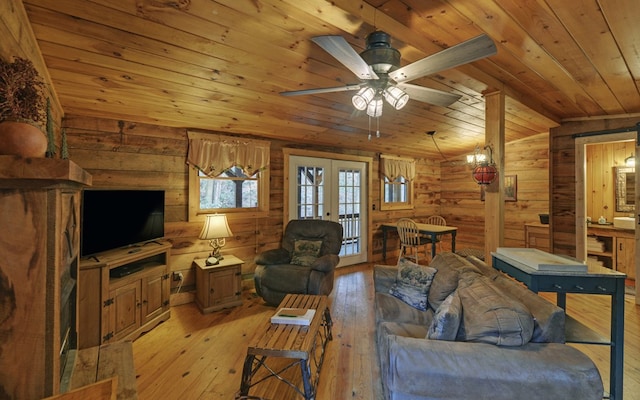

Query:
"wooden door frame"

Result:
[[283, 148, 374, 264], [575, 132, 637, 301]]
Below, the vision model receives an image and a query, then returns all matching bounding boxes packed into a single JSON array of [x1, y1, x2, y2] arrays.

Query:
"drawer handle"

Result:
[[574, 285, 584, 290], [553, 284, 563, 290], [597, 285, 608, 292]]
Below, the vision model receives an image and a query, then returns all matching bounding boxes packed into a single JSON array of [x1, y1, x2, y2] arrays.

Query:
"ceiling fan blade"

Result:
[[311, 36, 379, 80], [280, 83, 364, 96], [389, 34, 497, 83], [396, 83, 462, 107]]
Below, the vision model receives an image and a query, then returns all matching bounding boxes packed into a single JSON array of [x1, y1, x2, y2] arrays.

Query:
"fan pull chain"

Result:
[[367, 116, 381, 140]]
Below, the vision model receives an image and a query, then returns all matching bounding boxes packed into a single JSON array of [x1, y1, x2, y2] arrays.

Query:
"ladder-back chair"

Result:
[[396, 218, 431, 264], [424, 215, 447, 253]]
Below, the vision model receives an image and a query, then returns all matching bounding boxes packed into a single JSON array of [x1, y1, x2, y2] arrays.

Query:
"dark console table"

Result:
[[492, 250, 626, 400]]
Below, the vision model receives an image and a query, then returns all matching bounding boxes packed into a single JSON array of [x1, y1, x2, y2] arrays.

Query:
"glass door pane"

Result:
[[288, 156, 367, 266], [296, 165, 325, 219]]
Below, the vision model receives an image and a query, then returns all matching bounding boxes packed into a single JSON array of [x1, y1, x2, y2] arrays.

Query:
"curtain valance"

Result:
[[381, 156, 415, 180], [187, 134, 270, 177]]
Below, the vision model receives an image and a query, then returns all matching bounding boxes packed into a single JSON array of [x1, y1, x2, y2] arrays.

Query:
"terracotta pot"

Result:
[[0, 120, 48, 157]]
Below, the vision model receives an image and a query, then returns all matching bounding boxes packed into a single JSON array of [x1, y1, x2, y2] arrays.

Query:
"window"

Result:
[[187, 132, 270, 221], [383, 175, 409, 203], [380, 155, 414, 210], [199, 167, 259, 210]]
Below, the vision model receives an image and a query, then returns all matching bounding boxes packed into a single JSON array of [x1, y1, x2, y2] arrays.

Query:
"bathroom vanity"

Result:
[[588, 224, 635, 280]]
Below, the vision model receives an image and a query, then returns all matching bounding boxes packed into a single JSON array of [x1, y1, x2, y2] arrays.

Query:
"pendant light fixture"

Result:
[[467, 145, 498, 185]]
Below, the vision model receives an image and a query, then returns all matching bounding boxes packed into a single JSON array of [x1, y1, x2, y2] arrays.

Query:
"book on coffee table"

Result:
[[270, 308, 316, 325]]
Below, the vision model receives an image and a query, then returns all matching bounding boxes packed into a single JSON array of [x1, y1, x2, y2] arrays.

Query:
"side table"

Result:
[[194, 255, 243, 313]]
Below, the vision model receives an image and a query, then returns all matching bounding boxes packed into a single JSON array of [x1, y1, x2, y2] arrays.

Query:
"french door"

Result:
[[288, 156, 367, 266]]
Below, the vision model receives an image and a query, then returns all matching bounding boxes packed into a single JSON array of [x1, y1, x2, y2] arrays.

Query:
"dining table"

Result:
[[380, 222, 458, 260]]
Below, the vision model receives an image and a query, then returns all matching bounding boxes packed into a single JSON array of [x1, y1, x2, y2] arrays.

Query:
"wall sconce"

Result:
[[625, 154, 635, 167], [199, 214, 233, 265], [467, 145, 498, 185]]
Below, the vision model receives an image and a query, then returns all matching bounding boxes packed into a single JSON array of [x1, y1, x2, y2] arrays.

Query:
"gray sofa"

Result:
[[374, 252, 603, 400]]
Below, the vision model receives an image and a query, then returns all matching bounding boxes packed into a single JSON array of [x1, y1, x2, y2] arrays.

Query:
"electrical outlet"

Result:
[[172, 272, 184, 281]]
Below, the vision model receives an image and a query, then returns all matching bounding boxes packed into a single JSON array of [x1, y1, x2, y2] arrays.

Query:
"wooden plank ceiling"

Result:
[[20, 0, 640, 159]]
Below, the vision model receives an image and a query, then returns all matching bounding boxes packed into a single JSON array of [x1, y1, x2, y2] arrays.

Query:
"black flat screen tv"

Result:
[[81, 189, 165, 257]]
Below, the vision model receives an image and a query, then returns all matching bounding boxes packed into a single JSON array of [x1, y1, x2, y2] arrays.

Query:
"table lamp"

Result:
[[199, 214, 233, 265]]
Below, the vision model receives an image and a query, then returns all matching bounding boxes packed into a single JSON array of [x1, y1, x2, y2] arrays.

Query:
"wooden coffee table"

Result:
[[237, 294, 332, 400]]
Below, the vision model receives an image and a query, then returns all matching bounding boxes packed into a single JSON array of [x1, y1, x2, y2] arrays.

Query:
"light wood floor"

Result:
[[132, 263, 640, 400]]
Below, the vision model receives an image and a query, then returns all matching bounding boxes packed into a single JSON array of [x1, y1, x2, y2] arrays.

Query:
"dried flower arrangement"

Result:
[[0, 56, 49, 157], [0, 57, 46, 126]]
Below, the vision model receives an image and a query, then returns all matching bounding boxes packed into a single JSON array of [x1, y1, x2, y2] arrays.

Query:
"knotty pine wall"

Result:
[[440, 132, 550, 252], [63, 115, 550, 304], [63, 115, 445, 303], [586, 141, 635, 223]]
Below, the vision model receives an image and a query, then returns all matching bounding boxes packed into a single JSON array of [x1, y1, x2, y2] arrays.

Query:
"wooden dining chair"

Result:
[[424, 215, 447, 253], [396, 218, 431, 264]]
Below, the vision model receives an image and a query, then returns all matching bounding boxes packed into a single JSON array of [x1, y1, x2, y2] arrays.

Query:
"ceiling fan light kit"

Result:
[[352, 87, 376, 110], [281, 30, 497, 138], [383, 86, 409, 110], [367, 98, 383, 118]]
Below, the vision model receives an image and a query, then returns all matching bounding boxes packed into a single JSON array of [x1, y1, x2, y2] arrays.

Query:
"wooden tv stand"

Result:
[[78, 240, 172, 349]]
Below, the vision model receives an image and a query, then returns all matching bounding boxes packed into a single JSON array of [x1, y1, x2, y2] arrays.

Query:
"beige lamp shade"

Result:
[[199, 214, 233, 240]]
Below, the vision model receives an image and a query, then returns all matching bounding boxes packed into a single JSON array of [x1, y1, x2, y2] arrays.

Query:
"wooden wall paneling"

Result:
[[551, 117, 640, 258], [586, 141, 635, 223], [64, 112, 552, 302], [439, 131, 550, 253], [64, 116, 391, 299]]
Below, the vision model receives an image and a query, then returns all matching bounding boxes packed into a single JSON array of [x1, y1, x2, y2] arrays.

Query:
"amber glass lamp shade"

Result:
[[472, 165, 498, 185]]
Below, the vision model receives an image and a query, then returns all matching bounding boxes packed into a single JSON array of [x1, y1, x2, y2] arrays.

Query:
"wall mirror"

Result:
[[615, 166, 635, 212]]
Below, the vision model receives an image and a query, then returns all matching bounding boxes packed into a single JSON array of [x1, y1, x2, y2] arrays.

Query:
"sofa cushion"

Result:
[[427, 290, 462, 341], [382, 336, 604, 400], [290, 239, 322, 266], [375, 292, 433, 325], [457, 276, 535, 346], [428, 252, 481, 310], [373, 264, 398, 294], [389, 258, 437, 311], [492, 274, 566, 343]]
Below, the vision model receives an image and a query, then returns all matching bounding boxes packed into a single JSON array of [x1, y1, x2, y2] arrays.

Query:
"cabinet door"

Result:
[[109, 281, 141, 342], [617, 237, 636, 279], [209, 266, 241, 306], [142, 268, 169, 324]]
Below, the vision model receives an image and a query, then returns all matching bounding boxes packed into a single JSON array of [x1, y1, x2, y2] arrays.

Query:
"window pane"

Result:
[[199, 166, 258, 210], [384, 176, 408, 203], [296, 166, 324, 219]]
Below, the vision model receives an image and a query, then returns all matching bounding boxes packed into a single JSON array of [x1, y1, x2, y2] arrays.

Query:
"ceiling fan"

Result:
[[281, 31, 497, 116]]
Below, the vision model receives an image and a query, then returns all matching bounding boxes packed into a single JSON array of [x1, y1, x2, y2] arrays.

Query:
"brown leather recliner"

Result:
[[254, 219, 343, 306]]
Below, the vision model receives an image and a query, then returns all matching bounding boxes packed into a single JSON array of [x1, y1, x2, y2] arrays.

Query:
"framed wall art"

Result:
[[481, 175, 517, 202]]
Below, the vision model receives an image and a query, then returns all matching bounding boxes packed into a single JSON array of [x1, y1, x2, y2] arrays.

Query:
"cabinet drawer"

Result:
[[535, 277, 618, 294]]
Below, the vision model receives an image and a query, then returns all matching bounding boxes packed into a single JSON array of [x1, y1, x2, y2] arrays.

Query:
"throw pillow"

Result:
[[290, 239, 323, 267], [427, 290, 462, 341], [389, 258, 437, 311]]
